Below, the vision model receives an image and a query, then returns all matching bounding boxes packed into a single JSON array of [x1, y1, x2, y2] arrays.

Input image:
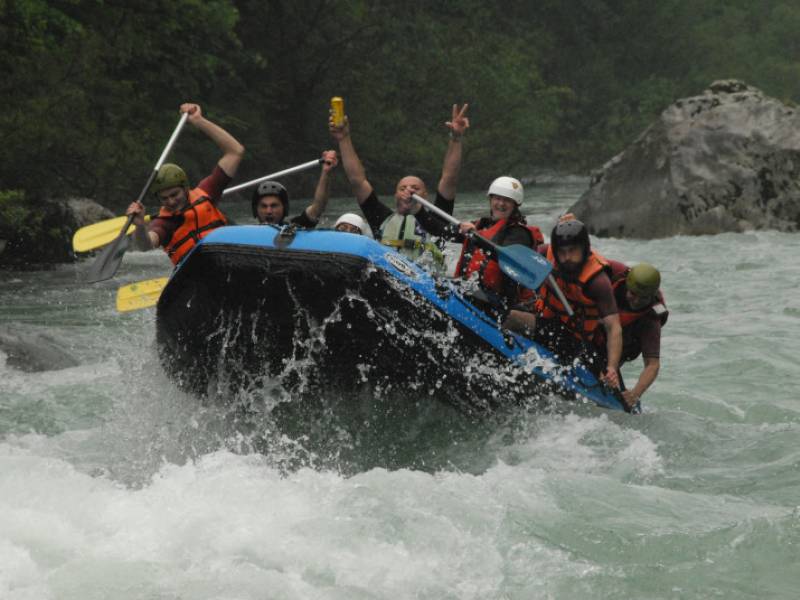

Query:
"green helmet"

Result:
[[151, 163, 189, 196], [626, 263, 661, 297]]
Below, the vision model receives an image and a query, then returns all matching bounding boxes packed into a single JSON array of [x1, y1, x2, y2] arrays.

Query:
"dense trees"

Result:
[[2, 0, 799, 210]]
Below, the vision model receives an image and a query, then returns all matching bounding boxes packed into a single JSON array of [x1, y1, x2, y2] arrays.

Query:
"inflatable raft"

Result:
[[155, 224, 627, 413]]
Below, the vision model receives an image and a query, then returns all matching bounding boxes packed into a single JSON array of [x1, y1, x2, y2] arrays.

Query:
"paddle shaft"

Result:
[[119, 112, 192, 240], [410, 193, 573, 314], [223, 159, 323, 195]]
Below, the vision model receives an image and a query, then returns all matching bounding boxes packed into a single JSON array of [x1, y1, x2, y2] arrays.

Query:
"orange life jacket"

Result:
[[536, 246, 611, 339], [158, 188, 228, 265], [454, 218, 543, 297]]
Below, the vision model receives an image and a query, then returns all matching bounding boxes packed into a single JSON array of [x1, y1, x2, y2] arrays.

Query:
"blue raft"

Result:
[[155, 224, 627, 413]]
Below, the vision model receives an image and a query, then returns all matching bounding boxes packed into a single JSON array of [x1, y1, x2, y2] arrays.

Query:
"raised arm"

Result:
[[437, 103, 469, 201], [329, 114, 373, 205], [304, 150, 339, 222], [181, 103, 245, 178]]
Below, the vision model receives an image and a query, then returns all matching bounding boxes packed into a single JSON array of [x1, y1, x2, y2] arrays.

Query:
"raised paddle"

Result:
[[73, 159, 324, 253], [86, 112, 189, 283], [410, 193, 556, 293]]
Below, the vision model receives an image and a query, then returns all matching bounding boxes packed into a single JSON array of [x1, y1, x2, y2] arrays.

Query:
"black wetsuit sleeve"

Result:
[[359, 191, 393, 237], [290, 210, 317, 228], [414, 190, 459, 239]]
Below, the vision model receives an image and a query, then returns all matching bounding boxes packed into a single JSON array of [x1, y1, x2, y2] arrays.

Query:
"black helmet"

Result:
[[550, 219, 590, 263], [251, 181, 289, 218]]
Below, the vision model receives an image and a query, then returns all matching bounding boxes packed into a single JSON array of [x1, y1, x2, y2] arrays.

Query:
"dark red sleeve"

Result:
[[583, 273, 618, 317], [195, 165, 232, 204], [147, 216, 179, 247], [638, 318, 662, 358]]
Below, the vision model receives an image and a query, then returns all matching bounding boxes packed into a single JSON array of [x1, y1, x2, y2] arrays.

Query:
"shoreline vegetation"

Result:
[[3, 1, 798, 265]]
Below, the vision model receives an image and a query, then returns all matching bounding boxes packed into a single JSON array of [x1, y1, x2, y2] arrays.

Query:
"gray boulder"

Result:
[[570, 80, 800, 238], [0, 324, 80, 372]]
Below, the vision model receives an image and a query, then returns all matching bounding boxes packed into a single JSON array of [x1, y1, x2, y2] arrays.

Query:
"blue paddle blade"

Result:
[[496, 244, 552, 290]]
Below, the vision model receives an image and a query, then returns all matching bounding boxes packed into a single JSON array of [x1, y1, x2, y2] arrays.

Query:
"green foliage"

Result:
[[0, 190, 39, 240], [2, 0, 800, 208]]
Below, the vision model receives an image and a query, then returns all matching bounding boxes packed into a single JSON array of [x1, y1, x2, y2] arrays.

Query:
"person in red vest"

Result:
[[449, 176, 544, 319], [126, 103, 245, 264], [594, 261, 667, 407]]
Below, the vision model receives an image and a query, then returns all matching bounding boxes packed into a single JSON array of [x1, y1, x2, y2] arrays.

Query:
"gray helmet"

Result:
[[251, 181, 289, 218]]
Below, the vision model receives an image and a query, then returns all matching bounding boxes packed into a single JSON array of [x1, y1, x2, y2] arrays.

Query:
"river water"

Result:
[[1, 178, 799, 599]]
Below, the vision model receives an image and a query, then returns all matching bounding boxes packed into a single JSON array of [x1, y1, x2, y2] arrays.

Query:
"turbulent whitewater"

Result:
[[1, 181, 799, 599]]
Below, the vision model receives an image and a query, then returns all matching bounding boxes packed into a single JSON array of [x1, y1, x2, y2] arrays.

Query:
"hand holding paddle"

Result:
[[411, 193, 574, 315], [74, 159, 325, 254], [411, 194, 553, 291], [85, 112, 190, 283]]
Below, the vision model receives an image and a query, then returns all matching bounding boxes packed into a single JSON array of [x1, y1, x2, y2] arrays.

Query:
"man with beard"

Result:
[[507, 219, 622, 390], [251, 150, 338, 226]]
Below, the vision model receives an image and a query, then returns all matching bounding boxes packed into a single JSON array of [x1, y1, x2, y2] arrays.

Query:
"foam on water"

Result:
[[2, 187, 800, 598]]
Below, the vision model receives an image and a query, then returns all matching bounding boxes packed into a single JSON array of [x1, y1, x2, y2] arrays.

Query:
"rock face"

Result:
[[570, 80, 800, 238], [0, 196, 114, 267]]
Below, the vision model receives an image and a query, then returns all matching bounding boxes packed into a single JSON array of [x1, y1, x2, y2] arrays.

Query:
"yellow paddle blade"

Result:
[[116, 277, 168, 312], [73, 215, 151, 253]]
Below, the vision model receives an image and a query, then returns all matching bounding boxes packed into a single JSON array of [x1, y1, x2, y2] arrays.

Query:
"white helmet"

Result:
[[334, 212, 372, 237], [487, 176, 524, 206]]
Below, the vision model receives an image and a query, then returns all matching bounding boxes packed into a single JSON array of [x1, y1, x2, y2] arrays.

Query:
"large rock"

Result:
[[570, 80, 800, 238], [0, 195, 114, 267]]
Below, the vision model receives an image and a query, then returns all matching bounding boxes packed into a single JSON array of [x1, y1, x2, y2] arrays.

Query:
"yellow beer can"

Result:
[[331, 96, 345, 127]]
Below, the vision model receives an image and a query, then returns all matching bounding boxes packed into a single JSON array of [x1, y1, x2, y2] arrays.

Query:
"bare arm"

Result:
[[126, 201, 160, 250], [181, 103, 245, 178], [329, 115, 373, 204], [438, 103, 469, 200], [502, 309, 536, 337], [601, 313, 623, 387], [304, 150, 339, 222], [622, 356, 660, 407]]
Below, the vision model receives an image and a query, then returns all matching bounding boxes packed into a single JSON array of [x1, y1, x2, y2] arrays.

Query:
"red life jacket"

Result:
[[536, 246, 611, 339], [454, 218, 543, 297], [593, 259, 669, 344], [158, 187, 228, 265]]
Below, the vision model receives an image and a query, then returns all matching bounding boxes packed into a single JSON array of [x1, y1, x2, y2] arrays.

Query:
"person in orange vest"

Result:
[[442, 176, 544, 320], [594, 261, 667, 407], [251, 150, 339, 226], [126, 103, 245, 264], [530, 219, 623, 390]]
